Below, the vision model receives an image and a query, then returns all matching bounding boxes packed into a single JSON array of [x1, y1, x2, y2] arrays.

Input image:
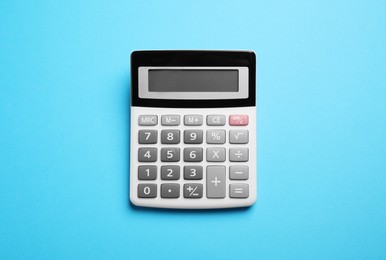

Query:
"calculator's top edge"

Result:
[[131, 50, 256, 54], [130, 51, 256, 108]]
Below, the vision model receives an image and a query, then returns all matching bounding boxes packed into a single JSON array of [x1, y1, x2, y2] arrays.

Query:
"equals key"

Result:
[[229, 184, 249, 198]]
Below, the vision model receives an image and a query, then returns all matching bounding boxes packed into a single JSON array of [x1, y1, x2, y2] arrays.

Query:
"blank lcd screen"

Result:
[[148, 70, 238, 92]]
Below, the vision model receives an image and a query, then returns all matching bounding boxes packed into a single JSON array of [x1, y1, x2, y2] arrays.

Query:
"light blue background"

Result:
[[1, 0, 386, 259]]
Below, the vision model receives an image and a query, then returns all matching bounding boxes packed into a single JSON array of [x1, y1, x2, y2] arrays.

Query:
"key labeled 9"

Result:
[[184, 130, 203, 144]]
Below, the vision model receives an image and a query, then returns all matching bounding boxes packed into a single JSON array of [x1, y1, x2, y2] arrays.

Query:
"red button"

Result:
[[229, 115, 249, 126]]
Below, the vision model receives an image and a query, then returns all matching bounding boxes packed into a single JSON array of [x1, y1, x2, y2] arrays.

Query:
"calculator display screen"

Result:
[[138, 66, 249, 100], [148, 70, 238, 92]]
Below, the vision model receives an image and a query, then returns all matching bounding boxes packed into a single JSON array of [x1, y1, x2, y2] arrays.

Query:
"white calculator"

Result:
[[130, 50, 256, 209]]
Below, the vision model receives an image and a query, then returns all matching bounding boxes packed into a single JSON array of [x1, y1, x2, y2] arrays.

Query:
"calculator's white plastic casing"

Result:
[[130, 50, 257, 209], [130, 106, 257, 209]]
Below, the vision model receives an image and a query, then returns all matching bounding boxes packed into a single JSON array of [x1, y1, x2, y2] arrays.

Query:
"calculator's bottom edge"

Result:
[[129, 196, 256, 209]]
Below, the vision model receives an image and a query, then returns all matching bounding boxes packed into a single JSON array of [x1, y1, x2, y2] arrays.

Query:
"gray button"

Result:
[[138, 130, 158, 144], [138, 165, 157, 180], [161, 148, 180, 162], [206, 166, 226, 198], [138, 115, 157, 126], [229, 130, 248, 144], [206, 130, 226, 144], [229, 148, 249, 162], [184, 115, 203, 126], [184, 183, 203, 198], [229, 184, 249, 198], [138, 184, 157, 198], [229, 165, 249, 180], [138, 148, 157, 162], [207, 115, 226, 126], [161, 130, 180, 144], [161, 165, 180, 180], [184, 148, 203, 162], [184, 130, 203, 144], [161, 115, 180, 126], [184, 166, 203, 180], [161, 183, 180, 198], [206, 148, 226, 162]]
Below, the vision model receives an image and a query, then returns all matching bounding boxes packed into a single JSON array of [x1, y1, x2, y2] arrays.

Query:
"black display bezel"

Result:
[[131, 50, 256, 108]]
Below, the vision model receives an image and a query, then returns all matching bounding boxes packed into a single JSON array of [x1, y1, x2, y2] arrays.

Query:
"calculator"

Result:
[[130, 50, 256, 209]]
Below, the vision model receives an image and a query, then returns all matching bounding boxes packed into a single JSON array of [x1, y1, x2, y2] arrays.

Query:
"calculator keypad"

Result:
[[135, 113, 253, 204]]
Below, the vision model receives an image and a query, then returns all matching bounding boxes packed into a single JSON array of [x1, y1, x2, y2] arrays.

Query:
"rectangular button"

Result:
[[161, 165, 180, 180], [138, 148, 157, 162], [206, 166, 226, 198], [184, 115, 203, 126], [138, 115, 158, 126], [184, 183, 203, 198], [229, 115, 248, 126], [229, 130, 248, 144], [229, 184, 249, 198], [229, 165, 249, 180], [207, 115, 226, 126], [138, 130, 158, 144], [161, 130, 180, 144], [229, 148, 248, 162], [184, 166, 203, 180], [161, 115, 180, 126], [206, 130, 226, 144], [138, 165, 157, 180], [184, 130, 203, 144], [161, 183, 180, 198], [206, 147, 226, 162], [138, 184, 157, 198], [184, 148, 203, 162], [161, 148, 180, 162]]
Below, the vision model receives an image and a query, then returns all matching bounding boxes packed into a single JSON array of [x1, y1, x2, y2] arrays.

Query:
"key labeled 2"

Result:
[[161, 165, 180, 180]]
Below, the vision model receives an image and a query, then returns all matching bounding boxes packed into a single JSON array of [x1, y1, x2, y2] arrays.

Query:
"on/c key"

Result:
[[229, 115, 249, 126]]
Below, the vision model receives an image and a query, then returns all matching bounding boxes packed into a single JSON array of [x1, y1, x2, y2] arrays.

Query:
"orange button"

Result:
[[229, 115, 248, 126]]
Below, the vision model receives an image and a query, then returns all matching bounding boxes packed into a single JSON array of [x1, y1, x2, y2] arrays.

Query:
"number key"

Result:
[[138, 165, 157, 180], [138, 130, 158, 144], [138, 148, 157, 162], [161, 130, 180, 144], [161, 148, 180, 162], [184, 166, 203, 180], [138, 184, 157, 198], [184, 148, 203, 162], [161, 165, 180, 180], [184, 130, 203, 144]]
